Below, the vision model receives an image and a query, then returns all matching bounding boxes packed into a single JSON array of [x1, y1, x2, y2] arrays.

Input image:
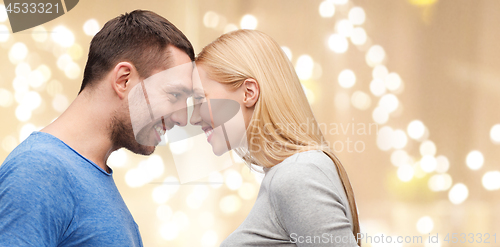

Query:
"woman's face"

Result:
[[190, 65, 251, 156]]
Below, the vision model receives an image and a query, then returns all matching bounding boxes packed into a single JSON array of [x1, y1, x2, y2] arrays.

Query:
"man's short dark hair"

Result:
[[79, 10, 195, 93]]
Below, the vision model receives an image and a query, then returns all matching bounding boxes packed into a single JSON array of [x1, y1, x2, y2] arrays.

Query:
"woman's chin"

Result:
[[211, 143, 229, 156]]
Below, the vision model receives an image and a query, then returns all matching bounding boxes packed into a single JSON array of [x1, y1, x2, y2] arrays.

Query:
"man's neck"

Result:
[[41, 93, 116, 173]]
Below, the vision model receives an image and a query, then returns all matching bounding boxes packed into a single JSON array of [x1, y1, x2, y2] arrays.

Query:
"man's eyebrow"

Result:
[[168, 84, 192, 95]]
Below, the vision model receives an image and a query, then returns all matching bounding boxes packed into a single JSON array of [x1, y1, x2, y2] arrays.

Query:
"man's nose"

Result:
[[190, 105, 201, 126], [170, 105, 188, 127]]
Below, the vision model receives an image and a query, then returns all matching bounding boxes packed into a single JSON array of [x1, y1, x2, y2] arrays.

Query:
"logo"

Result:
[[4, 0, 79, 33]]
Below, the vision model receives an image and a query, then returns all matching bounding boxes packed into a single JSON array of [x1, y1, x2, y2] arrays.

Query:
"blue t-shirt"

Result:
[[0, 131, 143, 246]]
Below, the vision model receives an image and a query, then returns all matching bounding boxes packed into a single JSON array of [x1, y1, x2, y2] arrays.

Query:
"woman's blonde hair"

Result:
[[196, 29, 360, 244]]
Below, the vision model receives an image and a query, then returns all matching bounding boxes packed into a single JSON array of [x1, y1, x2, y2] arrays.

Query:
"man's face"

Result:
[[122, 46, 193, 154]]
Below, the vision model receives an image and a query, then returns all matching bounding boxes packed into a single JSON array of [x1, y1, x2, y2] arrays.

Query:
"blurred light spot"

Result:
[[203, 11, 219, 28], [173, 211, 190, 229], [336, 19, 353, 37], [385, 73, 402, 91], [83, 19, 100, 36], [490, 124, 500, 144], [163, 176, 180, 194], [407, 120, 425, 140], [0, 4, 7, 22], [36, 64, 52, 84], [372, 107, 389, 124], [334, 91, 350, 111], [201, 230, 218, 247], [219, 195, 242, 214], [351, 91, 371, 110], [416, 216, 434, 234], [169, 135, 193, 154], [281, 46, 292, 61], [187, 186, 209, 209], [21, 91, 42, 110], [240, 14, 257, 30], [28, 70, 45, 88], [51, 26, 75, 47], [208, 172, 224, 189], [160, 222, 179, 240], [13, 76, 29, 95], [420, 155, 437, 173], [428, 173, 452, 192], [348, 7, 366, 25], [296, 55, 314, 80], [64, 62, 81, 79], [482, 171, 500, 191], [0, 89, 14, 107], [338, 69, 356, 88], [2, 135, 17, 152], [15, 105, 31, 122], [419, 140, 436, 156], [328, 34, 348, 53], [378, 94, 398, 113], [224, 169, 243, 190], [15, 62, 31, 76], [68, 44, 83, 60], [9, 42, 29, 64], [435, 155, 450, 173], [397, 163, 414, 182], [199, 212, 215, 228], [31, 26, 48, 43], [19, 123, 37, 142], [332, 0, 348, 5], [238, 182, 257, 200], [376, 126, 393, 151], [152, 185, 171, 204], [448, 183, 468, 205], [46, 80, 63, 97], [466, 150, 484, 170], [0, 24, 9, 42], [57, 54, 73, 70], [350, 27, 367, 45], [302, 85, 315, 104], [369, 79, 386, 96], [52, 94, 69, 113], [108, 149, 128, 167], [372, 65, 388, 80], [366, 45, 385, 66], [409, 0, 438, 6], [157, 204, 173, 221], [319, 1, 335, 18], [391, 150, 409, 167], [312, 62, 323, 80], [392, 129, 408, 149], [223, 24, 238, 33]]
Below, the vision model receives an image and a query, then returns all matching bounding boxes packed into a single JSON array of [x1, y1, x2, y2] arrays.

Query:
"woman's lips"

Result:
[[203, 127, 214, 142]]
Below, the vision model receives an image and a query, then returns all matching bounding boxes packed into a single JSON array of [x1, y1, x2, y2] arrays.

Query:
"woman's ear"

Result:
[[111, 62, 135, 99], [242, 78, 260, 108]]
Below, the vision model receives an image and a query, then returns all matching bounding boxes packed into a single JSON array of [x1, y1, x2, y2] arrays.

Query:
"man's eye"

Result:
[[170, 93, 180, 98]]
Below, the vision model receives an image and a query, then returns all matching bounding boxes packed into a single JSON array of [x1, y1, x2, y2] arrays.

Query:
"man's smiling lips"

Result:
[[153, 117, 170, 141]]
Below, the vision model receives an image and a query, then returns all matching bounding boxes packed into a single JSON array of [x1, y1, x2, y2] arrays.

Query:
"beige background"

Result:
[[1, 0, 499, 246]]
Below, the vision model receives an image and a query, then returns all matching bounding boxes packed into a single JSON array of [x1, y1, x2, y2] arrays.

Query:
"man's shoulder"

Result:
[[0, 132, 74, 179]]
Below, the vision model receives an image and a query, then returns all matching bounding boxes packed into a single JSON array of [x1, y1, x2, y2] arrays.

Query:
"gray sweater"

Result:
[[220, 150, 358, 247]]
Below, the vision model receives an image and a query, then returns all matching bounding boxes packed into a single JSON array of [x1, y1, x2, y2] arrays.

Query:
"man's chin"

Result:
[[133, 145, 156, 156]]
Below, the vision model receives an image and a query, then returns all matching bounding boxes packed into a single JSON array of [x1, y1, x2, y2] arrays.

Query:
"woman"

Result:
[[190, 29, 361, 246]]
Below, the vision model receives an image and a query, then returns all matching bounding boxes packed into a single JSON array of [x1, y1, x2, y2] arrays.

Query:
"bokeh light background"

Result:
[[1, 0, 500, 246]]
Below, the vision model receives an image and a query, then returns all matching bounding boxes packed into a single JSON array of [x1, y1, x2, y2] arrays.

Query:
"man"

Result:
[[0, 10, 194, 246]]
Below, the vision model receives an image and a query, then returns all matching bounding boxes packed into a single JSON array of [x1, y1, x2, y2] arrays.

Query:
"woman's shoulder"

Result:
[[265, 150, 342, 195]]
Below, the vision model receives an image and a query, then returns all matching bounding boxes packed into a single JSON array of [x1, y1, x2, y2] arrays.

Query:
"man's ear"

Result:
[[111, 62, 135, 100], [242, 78, 260, 108]]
